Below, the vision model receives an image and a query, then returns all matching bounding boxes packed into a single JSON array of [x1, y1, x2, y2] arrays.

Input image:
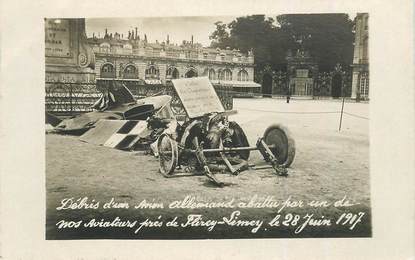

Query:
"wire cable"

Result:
[[239, 107, 369, 120]]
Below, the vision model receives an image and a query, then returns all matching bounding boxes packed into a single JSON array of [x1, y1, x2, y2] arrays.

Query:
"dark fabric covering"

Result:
[[45, 112, 62, 127], [92, 82, 135, 111]]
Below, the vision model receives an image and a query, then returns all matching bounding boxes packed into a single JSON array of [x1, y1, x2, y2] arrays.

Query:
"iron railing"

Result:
[[45, 79, 234, 117], [255, 70, 355, 98]]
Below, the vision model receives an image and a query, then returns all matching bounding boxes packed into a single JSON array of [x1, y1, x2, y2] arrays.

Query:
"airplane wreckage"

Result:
[[46, 77, 296, 186]]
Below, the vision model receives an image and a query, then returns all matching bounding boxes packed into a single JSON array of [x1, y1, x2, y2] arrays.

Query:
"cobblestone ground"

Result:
[[46, 98, 370, 239]]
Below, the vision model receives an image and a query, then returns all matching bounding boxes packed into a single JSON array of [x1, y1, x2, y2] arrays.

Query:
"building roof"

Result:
[[87, 36, 251, 57]]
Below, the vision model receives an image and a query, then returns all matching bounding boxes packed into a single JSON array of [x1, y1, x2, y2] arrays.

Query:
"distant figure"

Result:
[[286, 88, 291, 103]]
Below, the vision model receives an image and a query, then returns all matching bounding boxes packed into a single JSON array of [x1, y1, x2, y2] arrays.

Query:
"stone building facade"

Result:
[[351, 13, 369, 100], [87, 30, 259, 92]]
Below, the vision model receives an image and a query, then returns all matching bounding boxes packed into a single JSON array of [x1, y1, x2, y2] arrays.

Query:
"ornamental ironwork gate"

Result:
[[255, 65, 352, 98], [256, 63, 352, 98], [273, 71, 288, 96]]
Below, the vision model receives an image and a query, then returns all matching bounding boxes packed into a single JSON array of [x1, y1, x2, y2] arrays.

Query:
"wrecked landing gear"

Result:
[[157, 115, 296, 187], [156, 77, 296, 187], [258, 124, 296, 176], [157, 133, 178, 177]]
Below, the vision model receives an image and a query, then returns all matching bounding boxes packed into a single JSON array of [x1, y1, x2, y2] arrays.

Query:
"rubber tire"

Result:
[[263, 124, 296, 167], [228, 121, 250, 160], [157, 133, 178, 177]]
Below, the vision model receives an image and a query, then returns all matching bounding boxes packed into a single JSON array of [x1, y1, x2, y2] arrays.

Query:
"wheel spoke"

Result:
[[157, 134, 178, 176]]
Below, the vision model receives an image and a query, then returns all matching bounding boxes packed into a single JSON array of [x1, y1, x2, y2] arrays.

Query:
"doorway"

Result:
[[185, 69, 197, 78], [332, 74, 342, 98], [262, 74, 272, 97]]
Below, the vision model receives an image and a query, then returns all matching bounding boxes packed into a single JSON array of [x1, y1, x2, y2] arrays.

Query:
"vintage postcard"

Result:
[[44, 14, 371, 239], [0, 0, 414, 259]]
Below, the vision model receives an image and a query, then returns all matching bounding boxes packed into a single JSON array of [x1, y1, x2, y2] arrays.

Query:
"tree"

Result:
[[209, 21, 232, 48], [209, 15, 290, 71], [277, 14, 355, 71], [209, 14, 355, 73]]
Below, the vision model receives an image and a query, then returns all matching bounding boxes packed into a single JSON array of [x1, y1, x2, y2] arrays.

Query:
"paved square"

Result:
[[46, 98, 370, 239]]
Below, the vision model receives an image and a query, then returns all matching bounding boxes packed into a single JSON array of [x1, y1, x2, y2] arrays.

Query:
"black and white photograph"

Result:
[[1, 0, 415, 258], [45, 14, 371, 239]]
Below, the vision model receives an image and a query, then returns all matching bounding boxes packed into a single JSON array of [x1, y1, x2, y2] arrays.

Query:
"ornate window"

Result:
[[185, 69, 198, 78], [145, 65, 159, 79], [166, 67, 180, 80], [204, 68, 216, 80], [237, 70, 249, 81], [220, 69, 232, 81], [208, 69, 216, 80], [123, 64, 138, 79], [100, 63, 115, 78]]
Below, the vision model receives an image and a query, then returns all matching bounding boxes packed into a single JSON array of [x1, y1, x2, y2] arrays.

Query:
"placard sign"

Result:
[[45, 19, 71, 57], [172, 77, 225, 118]]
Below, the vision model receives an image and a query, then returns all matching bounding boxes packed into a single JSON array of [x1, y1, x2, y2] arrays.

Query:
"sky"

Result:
[[86, 16, 237, 47], [86, 14, 356, 47]]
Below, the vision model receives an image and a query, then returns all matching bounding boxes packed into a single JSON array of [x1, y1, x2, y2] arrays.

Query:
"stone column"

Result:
[[351, 70, 360, 99], [159, 63, 167, 83], [137, 62, 147, 80], [232, 67, 239, 81]]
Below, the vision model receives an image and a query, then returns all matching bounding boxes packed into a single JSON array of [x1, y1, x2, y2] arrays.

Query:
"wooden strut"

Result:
[[185, 144, 276, 154], [256, 138, 288, 176], [178, 135, 287, 183], [218, 140, 238, 175], [192, 136, 224, 187]]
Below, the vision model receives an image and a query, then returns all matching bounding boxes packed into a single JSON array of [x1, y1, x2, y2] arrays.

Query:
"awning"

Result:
[[96, 78, 145, 83], [145, 79, 163, 85], [212, 80, 261, 88]]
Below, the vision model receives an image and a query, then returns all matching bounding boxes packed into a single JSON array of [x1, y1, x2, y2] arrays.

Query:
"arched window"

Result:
[[166, 67, 179, 80], [100, 63, 115, 78], [203, 68, 215, 80], [237, 70, 249, 81], [208, 69, 216, 80], [185, 69, 198, 78], [220, 69, 232, 81], [123, 64, 138, 79], [145, 65, 159, 79]]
